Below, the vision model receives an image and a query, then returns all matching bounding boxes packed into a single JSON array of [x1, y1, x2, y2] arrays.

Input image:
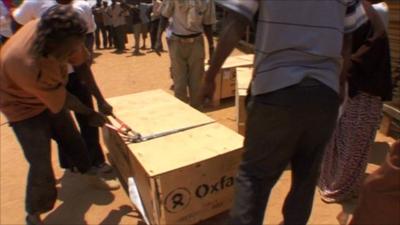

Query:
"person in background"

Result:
[[93, 0, 108, 49], [200, 0, 365, 224], [13, 0, 97, 58], [0, 0, 13, 45], [156, 0, 216, 109], [13, 0, 116, 176], [318, 0, 392, 204], [0, 6, 119, 225], [102, 1, 114, 48], [107, 0, 129, 53], [149, 0, 162, 51], [129, 1, 144, 55], [349, 140, 400, 225], [138, 0, 152, 50]]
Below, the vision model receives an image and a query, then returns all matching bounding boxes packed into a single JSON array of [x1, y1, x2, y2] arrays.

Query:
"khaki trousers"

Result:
[[169, 35, 205, 109]]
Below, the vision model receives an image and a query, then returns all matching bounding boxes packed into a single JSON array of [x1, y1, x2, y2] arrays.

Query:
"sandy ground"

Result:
[[0, 36, 396, 225]]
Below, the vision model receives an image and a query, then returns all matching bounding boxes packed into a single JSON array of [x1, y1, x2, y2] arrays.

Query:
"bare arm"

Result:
[[64, 92, 94, 115], [204, 12, 249, 83], [65, 92, 107, 126], [73, 63, 113, 115], [339, 32, 352, 103], [199, 11, 250, 104]]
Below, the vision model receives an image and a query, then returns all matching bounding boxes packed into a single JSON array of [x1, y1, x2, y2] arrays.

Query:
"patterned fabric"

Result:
[[318, 92, 383, 203]]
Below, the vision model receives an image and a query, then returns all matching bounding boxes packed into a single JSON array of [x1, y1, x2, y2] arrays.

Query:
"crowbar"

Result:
[[105, 114, 214, 144]]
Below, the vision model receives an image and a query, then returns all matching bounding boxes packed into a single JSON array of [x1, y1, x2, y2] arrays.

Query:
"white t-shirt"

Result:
[[0, 1, 12, 38], [13, 0, 96, 33], [372, 2, 389, 31], [13, 0, 97, 74]]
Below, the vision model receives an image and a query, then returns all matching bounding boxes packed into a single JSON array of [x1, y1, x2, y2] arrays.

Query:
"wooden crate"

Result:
[[380, 102, 400, 136], [235, 68, 253, 135], [206, 54, 254, 106], [102, 90, 244, 225]]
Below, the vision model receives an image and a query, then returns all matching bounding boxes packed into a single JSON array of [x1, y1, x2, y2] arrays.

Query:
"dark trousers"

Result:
[[105, 25, 114, 47], [10, 110, 91, 214], [59, 73, 105, 168], [95, 23, 108, 49], [58, 73, 106, 169], [0, 35, 9, 45], [113, 25, 126, 51], [85, 33, 95, 56], [229, 80, 339, 225], [150, 19, 161, 50]]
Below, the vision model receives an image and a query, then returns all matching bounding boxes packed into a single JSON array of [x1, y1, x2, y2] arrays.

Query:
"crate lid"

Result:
[[131, 123, 244, 176], [205, 54, 254, 70], [106, 90, 214, 137], [105, 90, 243, 177]]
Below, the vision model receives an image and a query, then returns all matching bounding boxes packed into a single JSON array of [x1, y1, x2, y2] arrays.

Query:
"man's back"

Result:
[[217, 0, 364, 96]]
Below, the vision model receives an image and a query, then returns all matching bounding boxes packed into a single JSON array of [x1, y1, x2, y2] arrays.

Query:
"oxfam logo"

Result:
[[164, 176, 235, 213], [164, 188, 191, 213]]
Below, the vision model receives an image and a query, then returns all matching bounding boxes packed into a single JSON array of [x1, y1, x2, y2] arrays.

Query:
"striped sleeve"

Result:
[[215, 0, 258, 22], [344, 0, 368, 33]]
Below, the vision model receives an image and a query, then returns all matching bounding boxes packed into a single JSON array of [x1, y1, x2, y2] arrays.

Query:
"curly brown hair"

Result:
[[31, 4, 88, 58]]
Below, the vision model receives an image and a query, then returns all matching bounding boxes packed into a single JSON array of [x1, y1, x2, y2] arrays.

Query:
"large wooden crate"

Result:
[[206, 54, 254, 106], [102, 90, 244, 225], [235, 68, 253, 136]]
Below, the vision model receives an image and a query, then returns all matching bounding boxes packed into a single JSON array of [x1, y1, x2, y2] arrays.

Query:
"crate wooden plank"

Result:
[[106, 90, 214, 137], [236, 67, 253, 90], [383, 103, 400, 121], [156, 149, 243, 225], [220, 54, 254, 69], [220, 68, 237, 99], [103, 91, 244, 225], [238, 123, 246, 136], [206, 54, 254, 106], [130, 123, 244, 177], [235, 68, 252, 129], [380, 114, 392, 135]]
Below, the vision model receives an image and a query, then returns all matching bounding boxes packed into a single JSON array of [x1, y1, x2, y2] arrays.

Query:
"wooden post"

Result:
[[380, 114, 392, 135]]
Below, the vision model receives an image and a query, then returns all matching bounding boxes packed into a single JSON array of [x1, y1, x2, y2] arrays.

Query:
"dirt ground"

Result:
[[0, 36, 396, 225]]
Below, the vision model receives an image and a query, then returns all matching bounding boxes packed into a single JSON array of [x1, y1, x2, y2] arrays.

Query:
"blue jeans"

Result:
[[10, 110, 91, 214], [229, 79, 339, 225]]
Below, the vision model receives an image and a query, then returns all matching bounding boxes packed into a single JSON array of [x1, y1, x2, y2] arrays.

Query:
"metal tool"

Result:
[[138, 121, 215, 142], [105, 114, 215, 144], [105, 114, 142, 143]]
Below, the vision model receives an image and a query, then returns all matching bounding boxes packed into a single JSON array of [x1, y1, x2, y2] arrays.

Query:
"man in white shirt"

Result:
[[107, 0, 129, 53], [156, 0, 216, 109], [13, 0, 97, 55], [0, 0, 12, 45], [13, 0, 116, 176], [102, 1, 114, 48]]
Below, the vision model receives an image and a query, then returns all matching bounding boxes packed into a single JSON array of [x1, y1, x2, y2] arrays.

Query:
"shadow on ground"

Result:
[[43, 171, 142, 225], [202, 98, 235, 113]]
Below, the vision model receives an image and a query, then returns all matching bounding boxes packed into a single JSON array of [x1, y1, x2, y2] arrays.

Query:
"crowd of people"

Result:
[[0, 0, 399, 225], [89, 0, 162, 54]]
